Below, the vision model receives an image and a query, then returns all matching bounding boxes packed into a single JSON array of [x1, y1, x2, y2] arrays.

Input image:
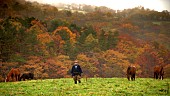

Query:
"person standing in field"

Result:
[[71, 60, 83, 84]]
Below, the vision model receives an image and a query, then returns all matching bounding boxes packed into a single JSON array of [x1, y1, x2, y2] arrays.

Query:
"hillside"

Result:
[[0, 0, 170, 81]]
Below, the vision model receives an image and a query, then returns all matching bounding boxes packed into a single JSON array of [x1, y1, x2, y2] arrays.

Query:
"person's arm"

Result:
[[78, 65, 83, 73], [71, 66, 74, 73]]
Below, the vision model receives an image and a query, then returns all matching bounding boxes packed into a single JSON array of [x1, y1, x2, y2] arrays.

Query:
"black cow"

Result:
[[20, 73, 34, 81]]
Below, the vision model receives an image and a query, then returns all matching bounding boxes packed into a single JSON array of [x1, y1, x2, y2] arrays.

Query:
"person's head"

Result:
[[74, 60, 78, 64]]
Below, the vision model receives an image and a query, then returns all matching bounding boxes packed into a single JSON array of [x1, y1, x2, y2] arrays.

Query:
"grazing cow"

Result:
[[5, 68, 20, 82], [127, 66, 136, 81], [154, 65, 164, 80], [19, 73, 34, 81]]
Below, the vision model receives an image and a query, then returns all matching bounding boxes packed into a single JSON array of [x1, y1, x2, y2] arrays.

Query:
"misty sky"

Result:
[[26, 0, 170, 12]]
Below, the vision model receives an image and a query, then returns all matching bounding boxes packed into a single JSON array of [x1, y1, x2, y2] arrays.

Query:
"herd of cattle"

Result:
[[127, 65, 164, 81], [5, 68, 34, 82], [5, 65, 164, 82]]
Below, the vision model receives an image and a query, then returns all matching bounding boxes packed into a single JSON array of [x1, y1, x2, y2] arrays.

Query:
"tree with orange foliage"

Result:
[[52, 26, 76, 44], [135, 44, 161, 78], [26, 19, 52, 56], [45, 55, 72, 78], [52, 26, 76, 56], [76, 54, 98, 77], [121, 23, 139, 32]]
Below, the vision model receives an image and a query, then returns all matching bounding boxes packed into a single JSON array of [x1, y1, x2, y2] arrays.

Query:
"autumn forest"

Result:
[[0, 0, 170, 81]]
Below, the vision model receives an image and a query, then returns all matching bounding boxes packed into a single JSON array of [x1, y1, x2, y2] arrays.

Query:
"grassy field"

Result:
[[152, 21, 170, 25], [0, 78, 169, 96]]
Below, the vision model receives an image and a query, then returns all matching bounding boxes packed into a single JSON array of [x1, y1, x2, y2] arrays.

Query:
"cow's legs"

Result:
[[131, 75, 134, 81], [11, 74, 14, 81], [18, 75, 20, 81], [159, 75, 163, 80], [132, 74, 135, 81], [127, 74, 130, 81], [154, 72, 156, 79], [15, 75, 18, 81], [155, 73, 159, 79]]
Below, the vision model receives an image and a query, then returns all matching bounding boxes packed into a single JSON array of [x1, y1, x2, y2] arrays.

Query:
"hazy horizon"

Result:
[[26, 0, 170, 12]]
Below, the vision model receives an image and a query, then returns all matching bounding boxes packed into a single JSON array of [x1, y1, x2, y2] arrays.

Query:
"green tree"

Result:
[[99, 30, 119, 51], [84, 34, 98, 52]]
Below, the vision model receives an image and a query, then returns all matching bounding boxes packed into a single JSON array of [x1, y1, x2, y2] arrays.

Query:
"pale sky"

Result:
[[27, 0, 170, 12]]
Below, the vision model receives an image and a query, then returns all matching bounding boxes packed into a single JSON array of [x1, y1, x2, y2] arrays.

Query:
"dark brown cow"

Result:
[[19, 73, 34, 81], [127, 66, 136, 81], [154, 65, 164, 80], [5, 68, 20, 82]]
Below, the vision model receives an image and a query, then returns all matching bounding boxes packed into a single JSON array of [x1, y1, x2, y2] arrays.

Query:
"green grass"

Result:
[[152, 21, 170, 25], [0, 78, 169, 96], [152, 22, 161, 25]]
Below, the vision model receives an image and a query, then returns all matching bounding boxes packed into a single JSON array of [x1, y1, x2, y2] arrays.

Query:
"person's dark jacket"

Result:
[[71, 64, 83, 76]]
